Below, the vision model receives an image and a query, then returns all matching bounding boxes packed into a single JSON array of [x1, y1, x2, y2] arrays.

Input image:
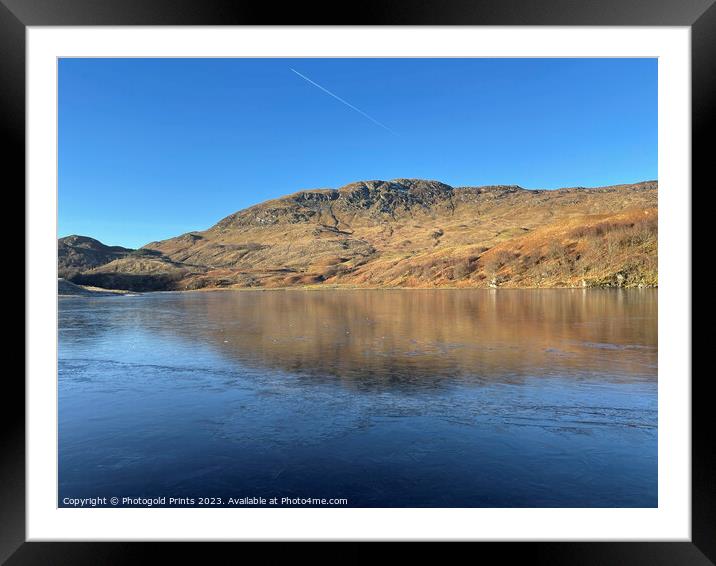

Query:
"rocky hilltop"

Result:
[[63, 178, 658, 291], [58, 235, 133, 279]]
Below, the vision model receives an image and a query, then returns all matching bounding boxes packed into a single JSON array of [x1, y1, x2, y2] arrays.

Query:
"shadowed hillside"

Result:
[[61, 178, 657, 291], [58, 235, 134, 279]]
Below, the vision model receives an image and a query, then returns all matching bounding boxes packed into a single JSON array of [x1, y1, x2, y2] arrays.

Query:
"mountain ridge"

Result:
[[62, 178, 658, 291]]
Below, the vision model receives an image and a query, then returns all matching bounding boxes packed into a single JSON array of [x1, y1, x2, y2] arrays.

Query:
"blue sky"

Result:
[[59, 58, 657, 248]]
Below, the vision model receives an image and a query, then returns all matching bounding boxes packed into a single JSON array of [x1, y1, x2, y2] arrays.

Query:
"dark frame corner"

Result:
[[6, 0, 708, 562]]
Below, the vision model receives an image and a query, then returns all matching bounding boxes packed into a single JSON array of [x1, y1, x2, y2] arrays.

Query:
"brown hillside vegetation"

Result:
[[64, 178, 657, 291]]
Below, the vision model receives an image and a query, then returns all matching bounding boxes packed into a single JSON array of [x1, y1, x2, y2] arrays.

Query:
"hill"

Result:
[[58, 235, 134, 279], [63, 178, 658, 291]]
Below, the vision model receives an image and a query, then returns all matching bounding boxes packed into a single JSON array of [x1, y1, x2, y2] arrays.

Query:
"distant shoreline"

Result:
[[59, 282, 657, 297], [58, 278, 134, 297]]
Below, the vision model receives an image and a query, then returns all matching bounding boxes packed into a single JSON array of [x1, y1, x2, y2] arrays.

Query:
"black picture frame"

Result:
[[5, 0, 707, 561]]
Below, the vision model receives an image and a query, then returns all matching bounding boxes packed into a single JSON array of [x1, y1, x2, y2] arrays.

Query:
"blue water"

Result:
[[58, 289, 657, 507]]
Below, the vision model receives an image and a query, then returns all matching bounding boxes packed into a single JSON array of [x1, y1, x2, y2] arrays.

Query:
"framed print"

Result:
[[5, 0, 709, 561]]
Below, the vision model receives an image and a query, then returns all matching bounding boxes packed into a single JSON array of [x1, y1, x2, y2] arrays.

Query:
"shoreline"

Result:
[[59, 283, 658, 296]]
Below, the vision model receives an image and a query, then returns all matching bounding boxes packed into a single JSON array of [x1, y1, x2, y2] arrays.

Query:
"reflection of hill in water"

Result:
[[161, 289, 657, 386]]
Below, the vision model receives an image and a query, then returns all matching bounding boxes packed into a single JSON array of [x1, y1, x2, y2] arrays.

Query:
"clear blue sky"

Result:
[[59, 58, 657, 248]]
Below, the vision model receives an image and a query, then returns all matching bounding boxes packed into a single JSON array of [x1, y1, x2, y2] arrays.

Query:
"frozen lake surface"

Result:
[[58, 289, 657, 507]]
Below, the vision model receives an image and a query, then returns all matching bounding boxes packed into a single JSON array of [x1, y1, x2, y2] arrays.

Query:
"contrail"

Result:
[[290, 68, 399, 136]]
